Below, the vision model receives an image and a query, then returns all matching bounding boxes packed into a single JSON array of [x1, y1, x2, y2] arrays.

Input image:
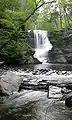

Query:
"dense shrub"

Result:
[[0, 10, 35, 65]]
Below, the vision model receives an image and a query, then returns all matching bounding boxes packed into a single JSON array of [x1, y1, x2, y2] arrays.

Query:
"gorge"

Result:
[[0, 0, 72, 119], [0, 29, 72, 120]]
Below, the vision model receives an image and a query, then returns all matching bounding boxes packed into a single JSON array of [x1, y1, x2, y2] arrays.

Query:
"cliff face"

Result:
[[27, 30, 35, 48], [48, 29, 72, 64]]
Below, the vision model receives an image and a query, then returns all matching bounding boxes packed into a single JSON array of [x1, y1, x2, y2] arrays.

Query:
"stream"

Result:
[[0, 63, 72, 120], [0, 30, 72, 120]]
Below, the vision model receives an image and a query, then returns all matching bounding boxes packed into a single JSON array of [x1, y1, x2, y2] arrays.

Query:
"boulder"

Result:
[[65, 92, 72, 107], [48, 46, 67, 63], [0, 71, 24, 96], [33, 58, 42, 64], [49, 29, 72, 64], [0, 61, 4, 66], [61, 87, 72, 107], [0, 85, 9, 96]]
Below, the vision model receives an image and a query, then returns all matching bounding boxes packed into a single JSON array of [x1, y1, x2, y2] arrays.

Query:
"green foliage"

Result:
[[0, 0, 20, 11], [0, 26, 35, 65], [0, 19, 16, 30], [0, 38, 34, 65], [0, 0, 37, 65], [36, 0, 72, 31]]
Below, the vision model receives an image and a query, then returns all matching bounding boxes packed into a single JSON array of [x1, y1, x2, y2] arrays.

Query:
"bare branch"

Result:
[[37, 0, 42, 5], [24, 1, 56, 23]]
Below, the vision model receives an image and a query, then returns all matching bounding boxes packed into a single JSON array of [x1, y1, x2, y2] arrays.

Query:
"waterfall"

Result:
[[34, 30, 52, 63]]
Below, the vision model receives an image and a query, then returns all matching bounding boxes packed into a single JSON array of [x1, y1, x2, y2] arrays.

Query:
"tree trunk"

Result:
[[64, 7, 71, 28], [60, 10, 62, 29]]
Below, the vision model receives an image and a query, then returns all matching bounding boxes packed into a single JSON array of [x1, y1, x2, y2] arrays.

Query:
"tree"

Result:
[[36, 0, 72, 31], [0, 0, 56, 65]]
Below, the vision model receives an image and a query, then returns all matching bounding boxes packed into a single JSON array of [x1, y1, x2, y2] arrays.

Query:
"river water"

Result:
[[0, 63, 72, 120]]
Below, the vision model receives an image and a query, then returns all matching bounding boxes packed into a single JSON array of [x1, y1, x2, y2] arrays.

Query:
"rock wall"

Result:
[[48, 29, 72, 63], [27, 30, 35, 48], [27, 29, 72, 64]]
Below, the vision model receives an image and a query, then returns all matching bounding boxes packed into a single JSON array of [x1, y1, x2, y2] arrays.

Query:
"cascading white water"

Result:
[[34, 30, 52, 63]]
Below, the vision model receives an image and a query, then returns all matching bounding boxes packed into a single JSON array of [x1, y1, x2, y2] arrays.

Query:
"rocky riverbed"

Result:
[[0, 64, 72, 120]]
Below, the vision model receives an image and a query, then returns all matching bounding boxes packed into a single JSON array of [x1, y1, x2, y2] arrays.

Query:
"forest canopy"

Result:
[[1, 0, 72, 31]]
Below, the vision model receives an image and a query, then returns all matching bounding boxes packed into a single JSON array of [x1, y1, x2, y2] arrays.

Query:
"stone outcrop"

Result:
[[26, 31, 42, 64], [0, 71, 24, 96], [0, 85, 9, 96], [33, 58, 42, 64], [48, 45, 67, 63], [48, 29, 72, 63], [27, 30, 35, 48], [61, 83, 72, 107], [65, 94, 72, 107], [20, 55, 41, 64]]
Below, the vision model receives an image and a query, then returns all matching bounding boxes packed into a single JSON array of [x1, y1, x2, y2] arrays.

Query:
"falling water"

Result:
[[34, 30, 52, 63]]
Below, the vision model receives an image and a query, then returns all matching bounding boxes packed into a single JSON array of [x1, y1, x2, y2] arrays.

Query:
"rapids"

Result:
[[0, 64, 72, 120]]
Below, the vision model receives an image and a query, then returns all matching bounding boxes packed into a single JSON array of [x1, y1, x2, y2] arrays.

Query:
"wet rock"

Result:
[[65, 93, 72, 107], [18, 84, 22, 92], [49, 29, 72, 64], [61, 87, 71, 94], [61, 87, 72, 107], [0, 61, 4, 66], [32, 70, 40, 75], [32, 69, 49, 75], [0, 71, 24, 96], [0, 85, 9, 96], [33, 58, 42, 64], [40, 69, 48, 74], [38, 79, 47, 83], [32, 71, 37, 75], [48, 46, 67, 63], [66, 83, 72, 90], [46, 70, 54, 75], [18, 81, 49, 92]]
